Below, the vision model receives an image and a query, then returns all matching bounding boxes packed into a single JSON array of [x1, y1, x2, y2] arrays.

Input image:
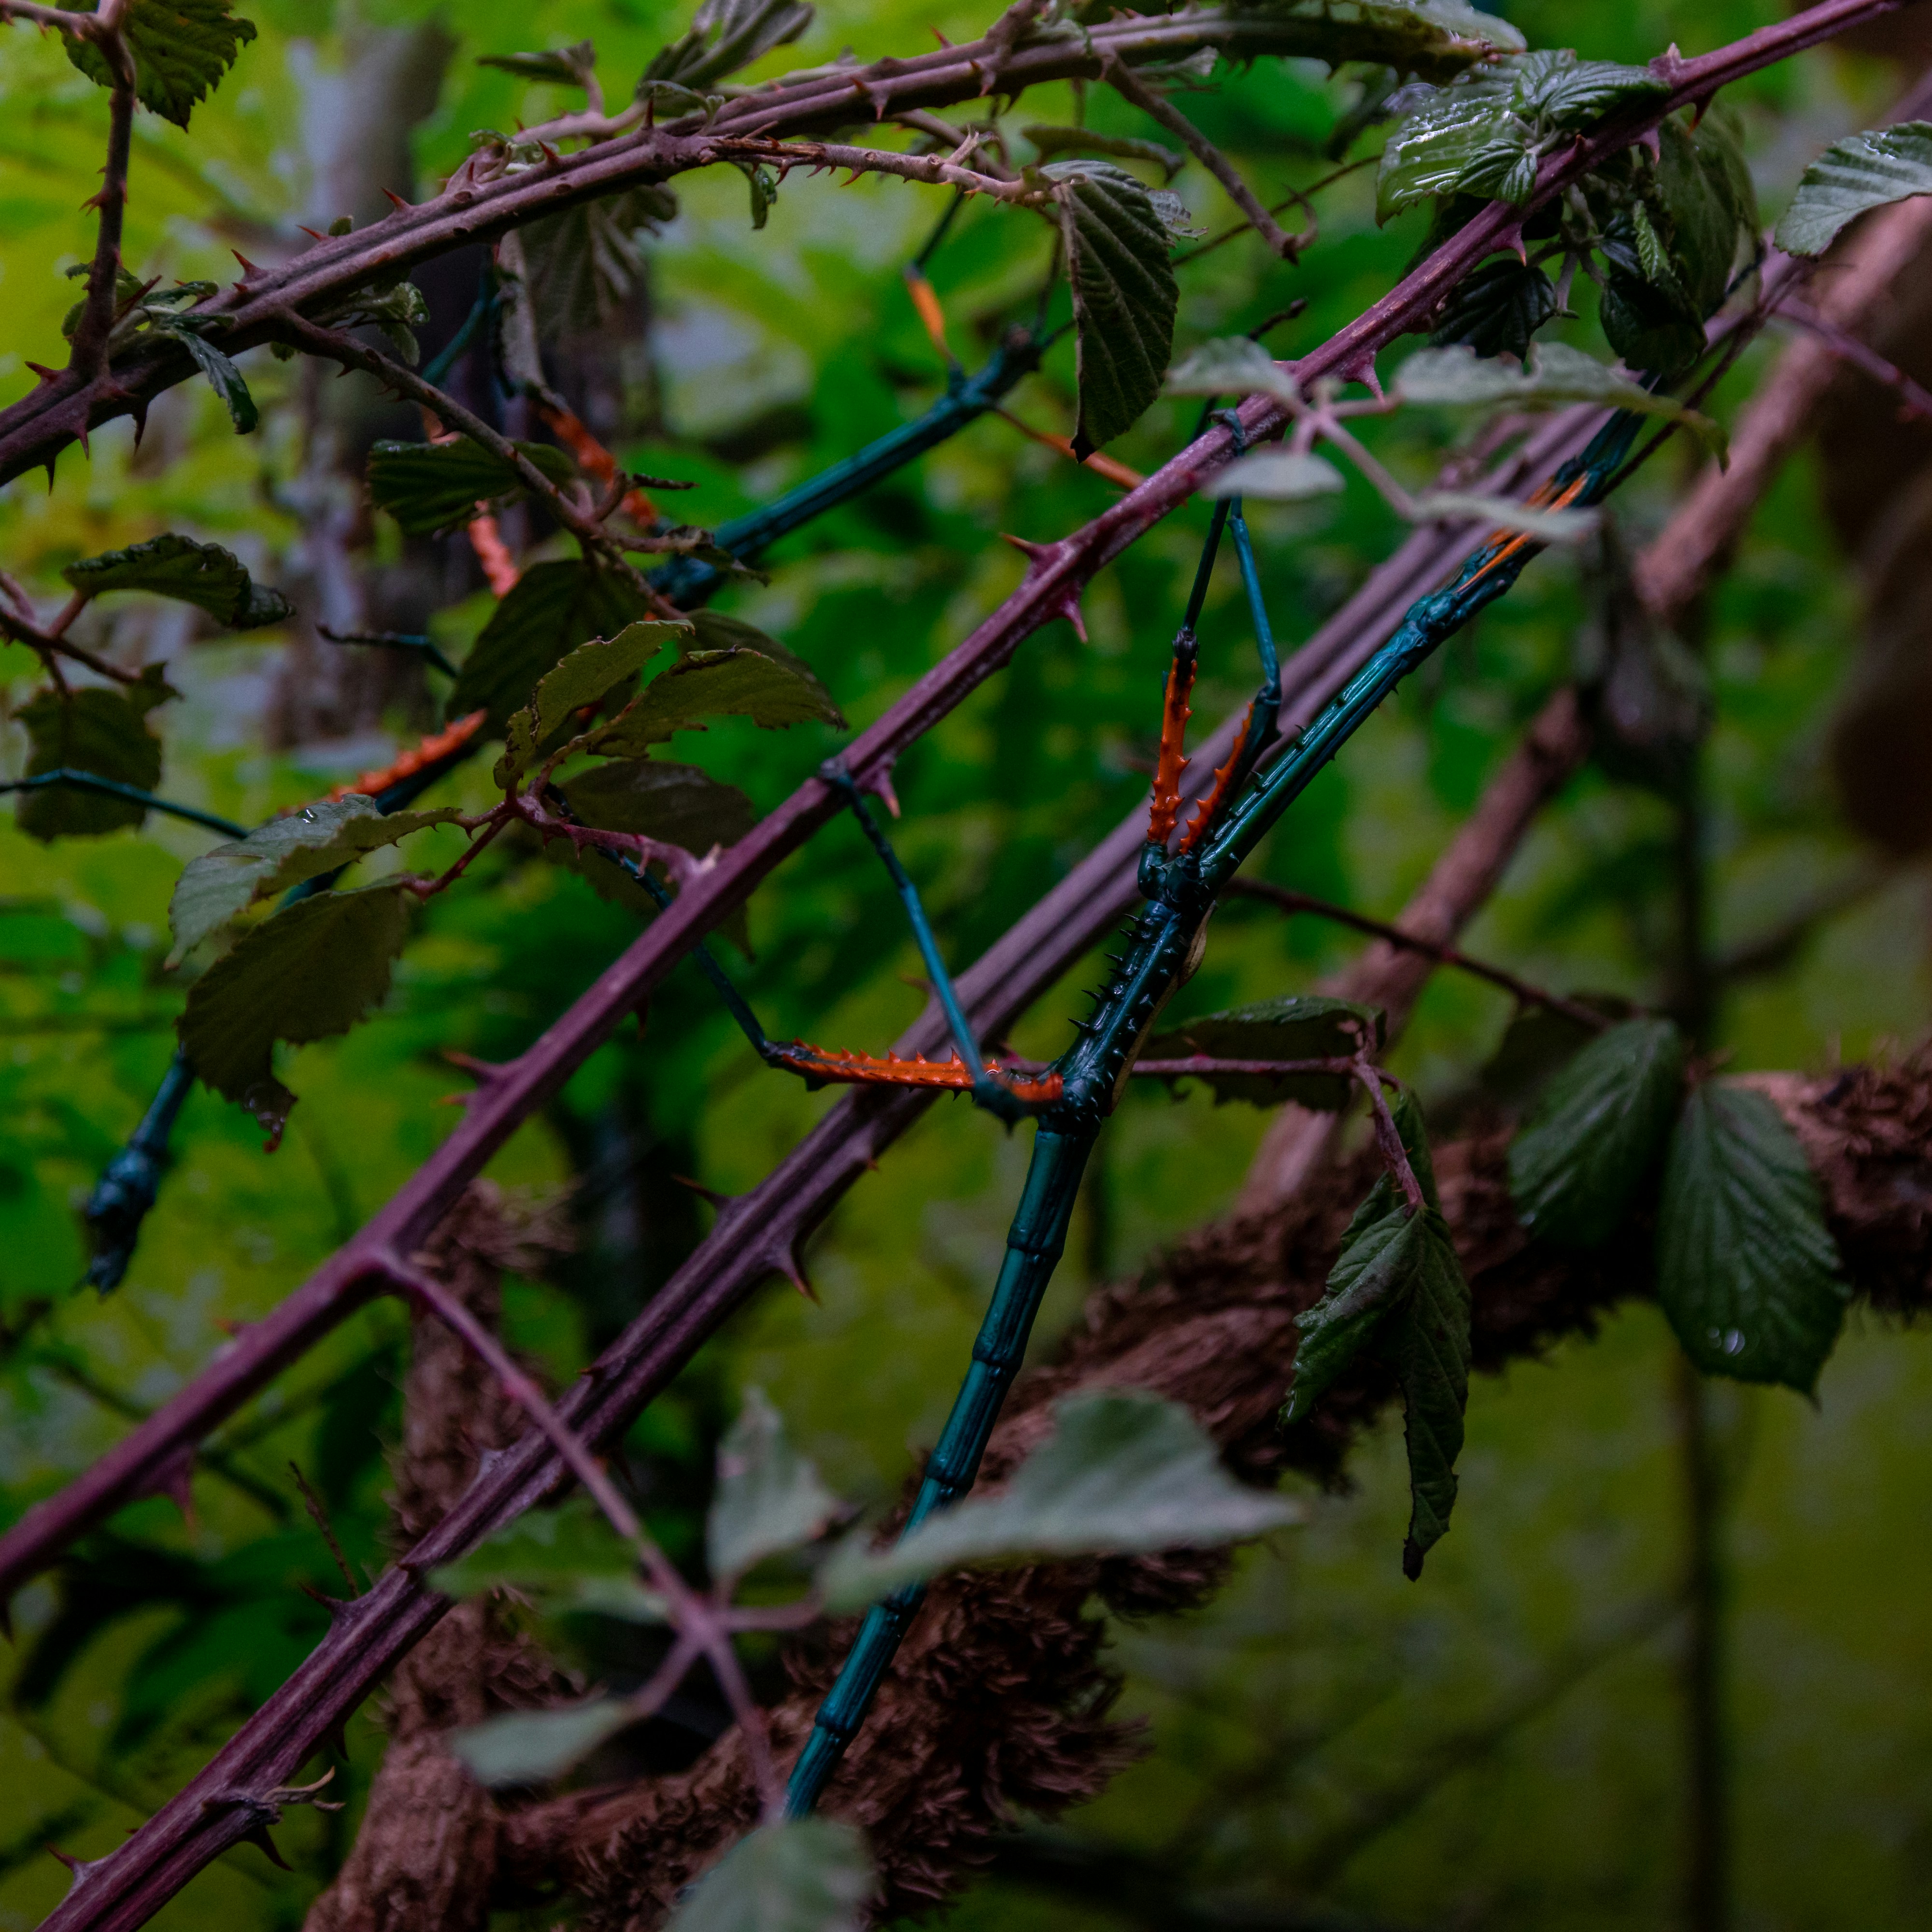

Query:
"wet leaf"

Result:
[[450, 560, 662, 729], [1141, 994, 1383, 1108], [669, 1820, 871, 1932], [1376, 65, 1518, 222], [707, 1387, 838, 1586], [15, 688, 163, 841], [1774, 120, 1932, 258], [155, 323, 257, 432], [167, 795, 461, 964], [178, 883, 412, 1136], [586, 623, 844, 756], [367, 437, 575, 538], [1239, 0, 1520, 83], [63, 532, 291, 629], [1656, 1084, 1847, 1392], [1507, 1017, 1686, 1249], [1041, 161, 1178, 457], [64, 0, 256, 127], [820, 1391, 1300, 1611]]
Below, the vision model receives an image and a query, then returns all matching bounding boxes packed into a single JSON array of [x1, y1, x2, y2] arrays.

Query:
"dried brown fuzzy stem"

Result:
[[492, 1054, 1932, 1927], [302, 1187, 572, 1932]]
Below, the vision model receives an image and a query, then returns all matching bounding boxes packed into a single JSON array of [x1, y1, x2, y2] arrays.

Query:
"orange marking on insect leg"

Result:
[[1179, 702, 1252, 852], [1146, 647, 1196, 846], [328, 710, 488, 802], [904, 266, 956, 367], [776, 1041, 1063, 1105], [1462, 472, 1592, 590], [467, 515, 521, 597], [539, 403, 659, 526]]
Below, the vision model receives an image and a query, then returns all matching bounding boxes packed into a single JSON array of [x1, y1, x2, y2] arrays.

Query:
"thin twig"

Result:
[[1103, 54, 1301, 260], [1171, 158, 1371, 268], [1775, 293, 1932, 422], [287, 1461, 359, 1598], [1352, 1056, 1425, 1216], [718, 133, 1030, 202], [67, 21, 135, 381], [270, 312, 684, 621], [1223, 877, 1613, 1031], [0, 603, 146, 686]]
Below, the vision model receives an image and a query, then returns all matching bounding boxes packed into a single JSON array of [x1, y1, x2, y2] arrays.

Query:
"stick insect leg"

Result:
[[821, 762, 1035, 1123]]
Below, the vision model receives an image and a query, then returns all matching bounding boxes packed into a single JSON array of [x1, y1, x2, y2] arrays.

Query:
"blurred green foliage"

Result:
[[0, 0, 1928, 1927]]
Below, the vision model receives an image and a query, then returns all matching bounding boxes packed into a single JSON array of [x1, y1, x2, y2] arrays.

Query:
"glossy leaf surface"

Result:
[[1657, 1084, 1847, 1392]]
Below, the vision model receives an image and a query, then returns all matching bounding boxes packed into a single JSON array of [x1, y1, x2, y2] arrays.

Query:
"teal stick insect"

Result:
[[621, 403, 1643, 1815]]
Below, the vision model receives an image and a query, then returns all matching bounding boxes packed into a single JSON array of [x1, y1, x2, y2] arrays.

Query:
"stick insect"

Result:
[[612, 402, 1648, 1812], [73, 267, 1061, 1292]]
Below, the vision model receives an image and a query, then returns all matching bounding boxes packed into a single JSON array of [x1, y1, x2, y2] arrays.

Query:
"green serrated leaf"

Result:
[[1202, 450, 1347, 503], [1041, 161, 1178, 458], [478, 40, 597, 87], [1507, 1017, 1686, 1249], [1429, 258, 1558, 362], [707, 1387, 838, 1586], [1657, 111, 1757, 319], [1376, 66, 1519, 222], [644, 0, 814, 90], [430, 1495, 635, 1600], [64, 0, 256, 128], [519, 188, 679, 336], [561, 758, 755, 856], [1286, 1091, 1469, 1578], [1774, 119, 1932, 258], [735, 161, 779, 229], [586, 619, 844, 756], [1163, 335, 1300, 406], [451, 561, 663, 730], [1228, 0, 1520, 81], [177, 883, 412, 1136], [1513, 50, 1670, 131], [450, 1697, 639, 1789], [1598, 274, 1707, 381], [496, 620, 686, 784], [668, 1820, 871, 1932], [166, 795, 461, 965], [14, 688, 163, 841], [1410, 489, 1598, 541], [1656, 1084, 1848, 1392], [63, 532, 291, 629], [367, 437, 575, 539], [1394, 342, 1725, 457], [550, 759, 757, 948], [156, 322, 257, 433], [1140, 994, 1383, 1108], [1630, 197, 1680, 298], [820, 1391, 1299, 1612], [1454, 126, 1540, 205]]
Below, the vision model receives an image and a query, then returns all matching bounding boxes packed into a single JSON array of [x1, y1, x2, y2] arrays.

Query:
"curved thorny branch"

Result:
[[0, 0, 1918, 1923]]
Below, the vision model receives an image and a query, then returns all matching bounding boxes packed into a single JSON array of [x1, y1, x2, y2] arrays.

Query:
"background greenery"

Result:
[[0, 0, 1926, 1926]]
